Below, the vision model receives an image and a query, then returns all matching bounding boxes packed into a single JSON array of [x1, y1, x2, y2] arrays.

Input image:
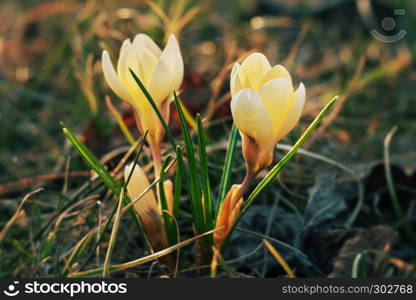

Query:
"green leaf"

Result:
[[178, 97, 197, 130], [158, 156, 176, 245], [62, 127, 121, 195], [40, 231, 56, 260], [129, 69, 177, 149], [242, 95, 338, 214], [62, 230, 95, 276], [216, 125, 238, 218], [173, 91, 205, 234], [123, 132, 148, 189], [196, 114, 213, 230], [173, 146, 183, 218]]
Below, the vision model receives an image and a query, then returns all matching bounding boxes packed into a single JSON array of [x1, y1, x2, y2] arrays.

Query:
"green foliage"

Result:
[[159, 156, 177, 245], [62, 127, 121, 196], [173, 92, 206, 235], [216, 125, 238, 217], [129, 68, 213, 239], [196, 114, 213, 231]]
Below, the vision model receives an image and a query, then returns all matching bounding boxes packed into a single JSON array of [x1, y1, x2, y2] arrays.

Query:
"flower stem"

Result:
[[133, 111, 162, 178], [149, 136, 162, 178], [234, 168, 255, 204], [148, 136, 163, 212]]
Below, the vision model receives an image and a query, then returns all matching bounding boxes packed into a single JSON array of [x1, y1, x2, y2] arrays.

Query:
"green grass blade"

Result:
[[242, 95, 339, 214], [123, 131, 148, 189], [178, 97, 197, 130], [102, 187, 124, 277], [129, 69, 177, 149], [173, 91, 204, 234], [63, 230, 95, 275], [62, 127, 121, 195], [40, 231, 56, 260], [158, 156, 176, 245], [216, 125, 238, 218], [173, 146, 183, 218], [196, 114, 213, 230]]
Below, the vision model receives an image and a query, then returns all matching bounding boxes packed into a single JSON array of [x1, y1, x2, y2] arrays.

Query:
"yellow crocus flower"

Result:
[[230, 52, 306, 174], [124, 162, 169, 252], [102, 34, 184, 145]]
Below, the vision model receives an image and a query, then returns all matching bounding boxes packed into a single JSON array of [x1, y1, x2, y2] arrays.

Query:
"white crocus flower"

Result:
[[230, 52, 306, 173], [102, 33, 183, 144], [124, 162, 168, 252]]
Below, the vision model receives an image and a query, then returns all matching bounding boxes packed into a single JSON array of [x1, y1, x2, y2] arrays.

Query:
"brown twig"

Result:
[[61, 156, 71, 195], [0, 172, 90, 195], [0, 188, 43, 243]]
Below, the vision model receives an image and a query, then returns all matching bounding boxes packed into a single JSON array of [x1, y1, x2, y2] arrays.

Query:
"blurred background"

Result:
[[0, 0, 415, 277]]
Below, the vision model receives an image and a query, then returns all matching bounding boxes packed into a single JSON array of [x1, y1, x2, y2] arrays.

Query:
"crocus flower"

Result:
[[102, 34, 184, 144], [214, 184, 243, 249], [230, 52, 306, 174], [124, 163, 168, 252]]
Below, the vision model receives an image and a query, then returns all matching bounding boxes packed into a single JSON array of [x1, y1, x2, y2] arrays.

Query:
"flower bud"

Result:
[[214, 184, 243, 250], [124, 163, 168, 252]]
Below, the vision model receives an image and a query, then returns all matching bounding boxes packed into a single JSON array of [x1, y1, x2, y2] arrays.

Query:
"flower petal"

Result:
[[137, 46, 158, 85], [124, 163, 160, 217], [160, 35, 181, 71], [137, 102, 163, 140], [116, 42, 146, 108], [259, 64, 292, 87], [230, 63, 245, 97], [276, 82, 306, 141], [258, 77, 294, 135], [172, 49, 184, 91], [148, 58, 176, 104], [161, 34, 184, 90], [117, 40, 132, 82], [133, 33, 162, 58], [118, 38, 132, 68], [101, 51, 133, 103], [231, 88, 274, 145], [240, 52, 271, 89]]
